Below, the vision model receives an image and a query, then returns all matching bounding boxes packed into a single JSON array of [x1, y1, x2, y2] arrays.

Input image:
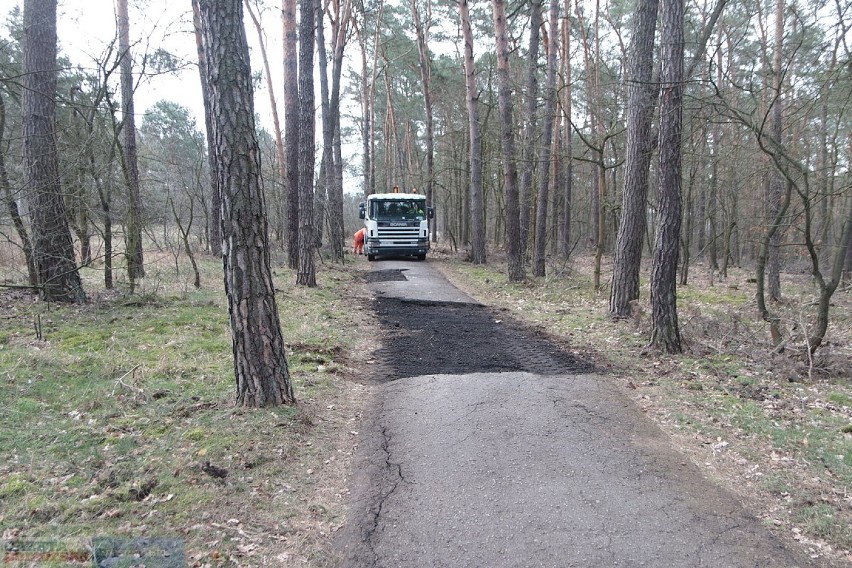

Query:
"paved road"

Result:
[[337, 260, 813, 567]]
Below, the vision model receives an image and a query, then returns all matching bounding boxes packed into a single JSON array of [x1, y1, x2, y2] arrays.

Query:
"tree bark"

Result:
[[296, 0, 317, 286], [648, 0, 684, 354], [22, 0, 86, 303], [356, 23, 373, 195], [533, 0, 559, 277], [520, 0, 542, 257], [609, 0, 659, 318], [198, 0, 295, 407], [558, 8, 573, 259], [411, 0, 435, 242], [328, 0, 351, 261], [316, 0, 338, 260], [767, 0, 785, 302], [117, 0, 145, 283], [460, 0, 485, 265], [283, 0, 300, 268], [493, 0, 524, 282]]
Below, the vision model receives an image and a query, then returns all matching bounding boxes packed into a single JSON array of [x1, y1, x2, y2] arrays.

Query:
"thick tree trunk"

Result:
[[283, 0, 300, 268], [296, 0, 317, 286], [533, 0, 559, 277], [493, 0, 524, 282], [198, 0, 295, 407], [609, 0, 659, 318], [460, 0, 485, 265], [22, 0, 86, 303], [117, 0, 145, 283], [648, 0, 684, 354]]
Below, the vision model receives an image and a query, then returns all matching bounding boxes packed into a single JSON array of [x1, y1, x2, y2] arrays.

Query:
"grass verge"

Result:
[[0, 253, 373, 566]]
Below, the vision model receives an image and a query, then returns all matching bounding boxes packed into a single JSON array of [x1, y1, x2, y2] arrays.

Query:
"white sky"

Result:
[[5, 0, 286, 134]]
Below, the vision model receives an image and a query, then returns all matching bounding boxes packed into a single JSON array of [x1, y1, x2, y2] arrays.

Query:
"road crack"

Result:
[[364, 415, 406, 567]]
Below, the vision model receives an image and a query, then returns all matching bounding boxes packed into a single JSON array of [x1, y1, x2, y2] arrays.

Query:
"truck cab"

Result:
[[359, 193, 433, 261]]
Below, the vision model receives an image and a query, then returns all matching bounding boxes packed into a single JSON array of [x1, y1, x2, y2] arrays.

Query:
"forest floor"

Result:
[[0, 247, 850, 566], [0, 253, 372, 567]]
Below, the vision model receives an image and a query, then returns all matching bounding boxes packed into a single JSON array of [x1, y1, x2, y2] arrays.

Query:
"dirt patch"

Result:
[[368, 297, 595, 381]]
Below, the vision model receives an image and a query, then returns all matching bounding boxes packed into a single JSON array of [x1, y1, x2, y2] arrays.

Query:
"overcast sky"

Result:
[[5, 0, 285, 132]]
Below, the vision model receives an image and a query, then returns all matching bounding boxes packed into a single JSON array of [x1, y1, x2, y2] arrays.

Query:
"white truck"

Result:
[[359, 193, 433, 261]]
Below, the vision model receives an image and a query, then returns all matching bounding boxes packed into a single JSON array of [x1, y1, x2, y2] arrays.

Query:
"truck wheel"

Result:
[[417, 254, 426, 261], [367, 254, 375, 261]]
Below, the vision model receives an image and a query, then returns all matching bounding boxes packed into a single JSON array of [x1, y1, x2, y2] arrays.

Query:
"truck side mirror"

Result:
[[427, 207, 435, 219], [358, 203, 365, 220]]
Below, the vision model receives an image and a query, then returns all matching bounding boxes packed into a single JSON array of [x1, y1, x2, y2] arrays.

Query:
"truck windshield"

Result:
[[371, 200, 424, 221]]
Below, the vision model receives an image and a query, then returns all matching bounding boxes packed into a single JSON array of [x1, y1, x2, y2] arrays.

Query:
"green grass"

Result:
[[0, 255, 369, 565]]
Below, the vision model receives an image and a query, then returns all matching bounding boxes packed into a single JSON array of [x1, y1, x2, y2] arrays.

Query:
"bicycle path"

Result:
[[337, 260, 815, 567]]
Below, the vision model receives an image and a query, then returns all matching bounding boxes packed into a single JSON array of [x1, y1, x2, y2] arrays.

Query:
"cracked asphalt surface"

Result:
[[337, 261, 814, 567]]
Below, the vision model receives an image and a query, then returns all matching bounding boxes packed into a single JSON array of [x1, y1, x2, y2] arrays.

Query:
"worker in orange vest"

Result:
[[353, 227, 366, 255]]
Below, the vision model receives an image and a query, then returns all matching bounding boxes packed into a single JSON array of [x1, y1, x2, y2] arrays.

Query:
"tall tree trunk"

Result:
[[98, 146, 116, 290], [296, 0, 317, 286], [356, 25, 372, 195], [648, 0, 684, 354], [244, 0, 288, 249], [708, 35, 721, 273], [328, 0, 351, 261], [22, 0, 86, 303], [198, 0, 295, 407], [411, 0, 436, 242], [0, 90, 38, 286], [574, 0, 606, 288], [316, 0, 338, 260], [192, 0, 222, 258], [117, 0, 145, 283], [533, 0, 559, 277], [767, 0, 785, 302], [609, 0, 659, 318], [493, 0, 524, 282], [558, 9, 573, 259], [283, 0, 300, 268], [520, 0, 542, 257], [460, 0, 485, 265]]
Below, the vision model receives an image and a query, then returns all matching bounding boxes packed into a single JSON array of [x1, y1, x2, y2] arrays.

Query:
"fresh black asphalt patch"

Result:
[[369, 297, 595, 381]]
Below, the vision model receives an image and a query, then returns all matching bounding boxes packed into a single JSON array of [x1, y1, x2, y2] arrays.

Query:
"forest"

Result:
[[1, 0, 850, 358], [0, 0, 851, 562]]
